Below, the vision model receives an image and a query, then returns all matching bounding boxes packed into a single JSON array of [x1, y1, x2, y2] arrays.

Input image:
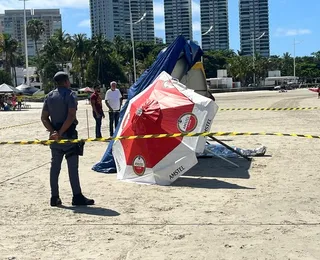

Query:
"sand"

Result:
[[1, 89, 320, 260]]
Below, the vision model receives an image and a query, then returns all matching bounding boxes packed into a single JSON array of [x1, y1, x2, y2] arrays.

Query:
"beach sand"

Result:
[[0, 89, 320, 259]]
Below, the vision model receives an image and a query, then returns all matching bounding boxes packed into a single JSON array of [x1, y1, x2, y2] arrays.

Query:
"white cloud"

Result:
[[192, 0, 200, 18], [78, 19, 90, 28], [0, 0, 89, 12], [154, 22, 165, 31], [193, 21, 201, 32], [153, 2, 164, 17], [275, 28, 312, 37]]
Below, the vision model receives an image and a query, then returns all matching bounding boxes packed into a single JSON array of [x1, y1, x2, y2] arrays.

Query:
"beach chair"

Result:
[[22, 101, 31, 109]]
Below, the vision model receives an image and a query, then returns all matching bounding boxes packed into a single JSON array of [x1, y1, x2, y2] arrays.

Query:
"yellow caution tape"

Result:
[[0, 131, 319, 145], [0, 121, 38, 130], [219, 107, 320, 111]]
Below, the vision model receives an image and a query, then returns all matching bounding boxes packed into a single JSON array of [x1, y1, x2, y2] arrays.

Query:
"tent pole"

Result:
[[208, 136, 252, 161], [86, 109, 90, 139], [204, 148, 239, 168]]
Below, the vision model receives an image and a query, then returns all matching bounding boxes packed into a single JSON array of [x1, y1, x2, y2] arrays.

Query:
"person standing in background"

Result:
[[90, 85, 105, 138], [17, 93, 23, 110], [105, 81, 122, 137]]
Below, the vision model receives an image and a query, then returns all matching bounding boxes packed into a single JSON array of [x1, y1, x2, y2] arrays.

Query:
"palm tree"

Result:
[[113, 35, 126, 57], [72, 34, 89, 87], [0, 34, 18, 85], [228, 55, 252, 86], [53, 29, 72, 69], [281, 52, 293, 76], [91, 34, 113, 84], [27, 19, 45, 57], [312, 51, 320, 60]]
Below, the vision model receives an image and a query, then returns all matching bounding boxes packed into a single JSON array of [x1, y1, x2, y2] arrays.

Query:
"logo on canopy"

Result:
[[177, 113, 198, 133], [133, 156, 146, 176]]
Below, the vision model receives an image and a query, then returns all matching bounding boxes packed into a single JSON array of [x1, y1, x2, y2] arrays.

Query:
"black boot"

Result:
[[50, 196, 62, 207], [72, 193, 95, 206]]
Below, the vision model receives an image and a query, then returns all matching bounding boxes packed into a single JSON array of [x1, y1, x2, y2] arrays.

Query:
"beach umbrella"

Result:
[[0, 83, 21, 94], [16, 84, 39, 95], [112, 71, 219, 185], [79, 87, 94, 93], [308, 87, 320, 93]]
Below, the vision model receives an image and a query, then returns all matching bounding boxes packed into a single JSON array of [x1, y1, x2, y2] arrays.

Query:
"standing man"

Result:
[[90, 85, 105, 138], [41, 71, 94, 207], [16, 93, 23, 111], [105, 81, 122, 137]]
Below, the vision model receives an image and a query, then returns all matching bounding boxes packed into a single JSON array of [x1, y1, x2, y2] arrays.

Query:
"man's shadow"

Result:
[[59, 205, 120, 217]]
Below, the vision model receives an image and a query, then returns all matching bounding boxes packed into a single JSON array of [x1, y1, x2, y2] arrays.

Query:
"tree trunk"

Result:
[[80, 54, 84, 87], [35, 39, 39, 58], [97, 56, 101, 83], [13, 66, 17, 87], [5, 53, 10, 74]]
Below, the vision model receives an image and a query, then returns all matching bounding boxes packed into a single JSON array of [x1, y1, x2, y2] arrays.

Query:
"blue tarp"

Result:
[[92, 36, 203, 173]]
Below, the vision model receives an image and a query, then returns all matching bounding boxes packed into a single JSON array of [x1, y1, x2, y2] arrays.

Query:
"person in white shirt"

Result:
[[105, 81, 122, 136]]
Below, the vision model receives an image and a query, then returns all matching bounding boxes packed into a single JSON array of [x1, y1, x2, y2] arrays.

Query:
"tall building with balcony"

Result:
[[90, 0, 154, 42], [239, 0, 270, 57], [0, 14, 4, 34], [200, 0, 229, 51], [164, 0, 193, 44], [3, 9, 62, 56]]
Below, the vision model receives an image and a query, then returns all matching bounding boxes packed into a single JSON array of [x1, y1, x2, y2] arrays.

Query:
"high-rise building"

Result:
[[0, 14, 4, 34], [90, 0, 154, 42], [3, 9, 62, 56], [200, 0, 229, 51], [164, 0, 193, 44], [239, 0, 270, 57], [90, 0, 114, 39], [155, 37, 164, 44]]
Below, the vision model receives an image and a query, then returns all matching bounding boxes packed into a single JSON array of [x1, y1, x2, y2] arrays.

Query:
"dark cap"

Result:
[[53, 71, 69, 82]]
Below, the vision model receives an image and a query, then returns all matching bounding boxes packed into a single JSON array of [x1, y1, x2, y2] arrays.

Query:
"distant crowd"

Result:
[[0, 93, 23, 111]]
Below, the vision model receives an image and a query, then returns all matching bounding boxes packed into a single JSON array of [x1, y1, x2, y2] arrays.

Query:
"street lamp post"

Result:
[[20, 0, 30, 86], [128, 0, 146, 83], [200, 25, 214, 63], [293, 38, 303, 83], [252, 31, 266, 86]]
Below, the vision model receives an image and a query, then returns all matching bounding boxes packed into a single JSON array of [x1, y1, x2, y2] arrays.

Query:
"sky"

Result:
[[0, 0, 319, 57]]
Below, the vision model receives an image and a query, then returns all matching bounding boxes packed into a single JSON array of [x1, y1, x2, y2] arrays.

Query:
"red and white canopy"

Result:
[[113, 71, 219, 185], [309, 88, 320, 93]]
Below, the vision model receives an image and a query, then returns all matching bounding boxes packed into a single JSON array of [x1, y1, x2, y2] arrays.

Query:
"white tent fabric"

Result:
[[0, 83, 20, 93], [180, 62, 212, 98], [16, 84, 39, 95], [113, 71, 219, 185]]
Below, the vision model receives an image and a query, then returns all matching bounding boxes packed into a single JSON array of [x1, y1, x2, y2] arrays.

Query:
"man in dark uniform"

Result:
[[41, 71, 94, 207]]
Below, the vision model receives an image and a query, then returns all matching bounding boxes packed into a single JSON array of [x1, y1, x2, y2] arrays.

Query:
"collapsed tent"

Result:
[[113, 71, 218, 185], [16, 84, 39, 96], [92, 36, 204, 173]]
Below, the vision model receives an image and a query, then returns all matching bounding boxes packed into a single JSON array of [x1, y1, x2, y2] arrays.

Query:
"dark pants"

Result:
[[109, 111, 120, 136], [93, 112, 102, 138], [50, 144, 82, 197]]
